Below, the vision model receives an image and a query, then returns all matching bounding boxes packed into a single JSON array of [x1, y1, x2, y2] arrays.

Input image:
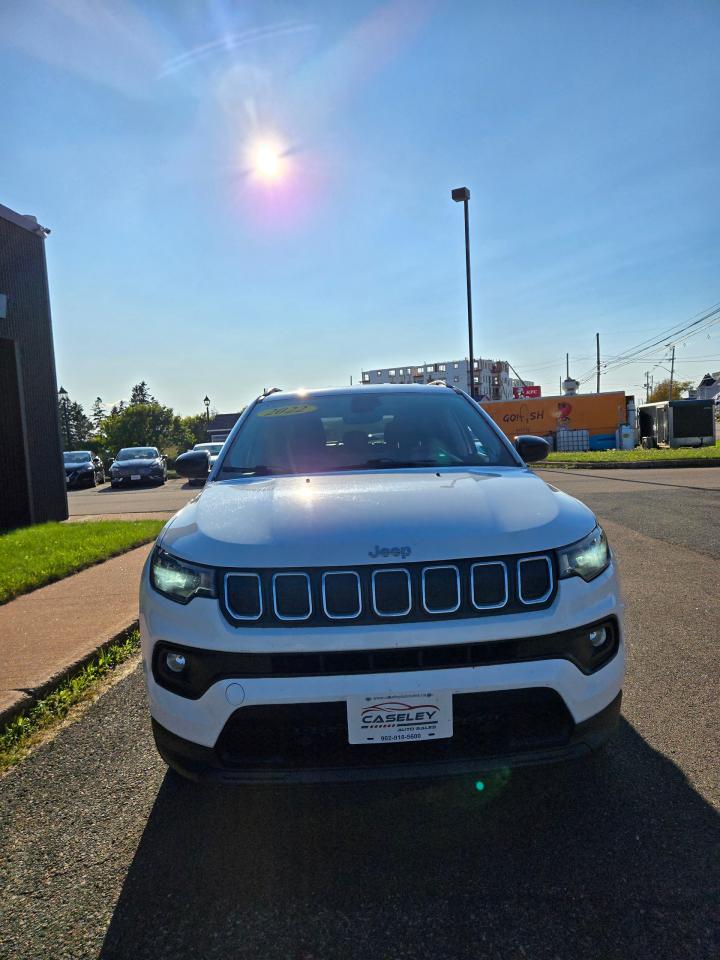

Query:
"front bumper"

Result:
[[112, 472, 162, 484], [141, 560, 624, 783], [65, 471, 95, 488], [152, 691, 622, 783]]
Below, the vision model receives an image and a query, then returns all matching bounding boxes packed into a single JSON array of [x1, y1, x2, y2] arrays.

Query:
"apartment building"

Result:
[[361, 357, 532, 401]]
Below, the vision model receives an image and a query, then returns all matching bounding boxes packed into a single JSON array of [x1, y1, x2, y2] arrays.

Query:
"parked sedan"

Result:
[[63, 450, 105, 488], [110, 447, 167, 487]]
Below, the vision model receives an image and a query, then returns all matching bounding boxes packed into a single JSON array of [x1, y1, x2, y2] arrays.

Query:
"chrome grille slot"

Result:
[[225, 573, 263, 621], [371, 568, 412, 617], [272, 572, 313, 621], [517, 556, 553, 604], [322, 571, 362, 620], [421, 565, 461, 614], [470, 561, 508, 610]]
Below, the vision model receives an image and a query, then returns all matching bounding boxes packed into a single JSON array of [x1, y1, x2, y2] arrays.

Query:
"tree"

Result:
[[180, 414, 210, 446], [648, 378, 693, 402], [98, 401, 193, 458], [57, 388, 92, 449], [91, 397, 105, 430], [129, 381, 154, 405], [68, 402, 93, 447]]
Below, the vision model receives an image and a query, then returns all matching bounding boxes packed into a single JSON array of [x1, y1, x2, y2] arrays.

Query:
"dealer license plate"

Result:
[[131, 474, 141, 480], [347, 691, 453, 744]]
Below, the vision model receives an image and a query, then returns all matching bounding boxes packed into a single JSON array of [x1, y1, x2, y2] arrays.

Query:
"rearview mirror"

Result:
[[514, 435, 550, 463], [175, 450, 210, 479]]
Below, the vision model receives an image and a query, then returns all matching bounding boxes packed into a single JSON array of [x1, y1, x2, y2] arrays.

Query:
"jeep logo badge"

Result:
[[368, 545, 412, 559]]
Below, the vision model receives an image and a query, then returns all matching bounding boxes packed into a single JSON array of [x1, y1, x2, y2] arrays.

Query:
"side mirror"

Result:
[[514, 435, 550, 464], [175, 450, 210, 479]]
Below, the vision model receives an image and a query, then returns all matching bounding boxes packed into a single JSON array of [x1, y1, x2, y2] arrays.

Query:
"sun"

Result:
[[249, 139, 285, 182]]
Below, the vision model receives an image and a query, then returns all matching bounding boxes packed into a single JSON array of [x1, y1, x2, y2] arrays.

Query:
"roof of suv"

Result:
[[260, 384, 457, 402]]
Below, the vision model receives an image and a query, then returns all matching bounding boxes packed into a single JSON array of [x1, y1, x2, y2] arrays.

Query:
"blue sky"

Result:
[[1, 0, 719, 415]]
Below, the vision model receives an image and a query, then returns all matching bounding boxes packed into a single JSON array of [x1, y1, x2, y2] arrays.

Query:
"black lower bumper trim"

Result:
[[151, 691, 622, 784], [153, 618, 620, 699]]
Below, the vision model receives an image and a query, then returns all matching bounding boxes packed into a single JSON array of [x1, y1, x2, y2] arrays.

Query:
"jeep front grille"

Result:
[[221, 552, 556, 628]]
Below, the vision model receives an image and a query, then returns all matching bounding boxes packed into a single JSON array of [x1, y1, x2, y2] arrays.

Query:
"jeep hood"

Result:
[[160, 468, 596, 567]]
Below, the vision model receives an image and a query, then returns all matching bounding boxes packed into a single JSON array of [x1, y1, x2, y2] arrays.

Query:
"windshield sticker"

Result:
[[257, 404, 317, 417]]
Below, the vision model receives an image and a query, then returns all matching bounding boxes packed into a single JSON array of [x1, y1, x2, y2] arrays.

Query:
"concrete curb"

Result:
[[536, 458, 720, 470], [0, 620, 139, 730]]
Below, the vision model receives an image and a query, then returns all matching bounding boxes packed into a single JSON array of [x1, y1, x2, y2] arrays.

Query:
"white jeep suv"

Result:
[[140, 385, 624, 782]]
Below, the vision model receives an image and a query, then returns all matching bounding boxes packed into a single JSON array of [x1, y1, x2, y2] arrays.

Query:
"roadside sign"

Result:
[[513, 385, 542, 399]]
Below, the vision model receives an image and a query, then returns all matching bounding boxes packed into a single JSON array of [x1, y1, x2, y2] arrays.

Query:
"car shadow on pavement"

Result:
[[100, 719, 719, 960]]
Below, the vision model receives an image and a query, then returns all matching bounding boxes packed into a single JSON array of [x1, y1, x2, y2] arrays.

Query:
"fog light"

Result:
[[165, 651, 187, 673], [588, 626, 608, 648]]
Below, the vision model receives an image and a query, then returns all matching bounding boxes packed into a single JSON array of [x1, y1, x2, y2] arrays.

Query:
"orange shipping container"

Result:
[[481, 392, 627, 440]]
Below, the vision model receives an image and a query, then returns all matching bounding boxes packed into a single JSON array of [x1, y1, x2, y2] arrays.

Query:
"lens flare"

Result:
[[248, 139, 285, 182]]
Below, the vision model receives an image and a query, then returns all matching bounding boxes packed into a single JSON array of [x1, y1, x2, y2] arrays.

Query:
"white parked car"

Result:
[[140, 385, 624, 782], [192, 442, 224, 467]]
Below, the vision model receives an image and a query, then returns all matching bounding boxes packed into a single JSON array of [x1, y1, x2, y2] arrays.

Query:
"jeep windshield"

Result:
[[217, 391, 517, 477]]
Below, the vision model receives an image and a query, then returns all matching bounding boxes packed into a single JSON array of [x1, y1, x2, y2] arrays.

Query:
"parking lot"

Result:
[[67, 478, 196, 519], [1, 468, 718, 959]]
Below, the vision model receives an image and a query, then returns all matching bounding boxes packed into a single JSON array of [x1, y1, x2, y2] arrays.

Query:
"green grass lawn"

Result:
[[0, 520, 164, 605], [545, 441, 720, 464]]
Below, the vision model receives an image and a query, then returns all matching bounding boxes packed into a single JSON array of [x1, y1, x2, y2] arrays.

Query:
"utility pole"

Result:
[[669, 345, 675, 400], [596, 332, 601, 393], [566, 353, 569, 379], [645, 371, 650, 402]]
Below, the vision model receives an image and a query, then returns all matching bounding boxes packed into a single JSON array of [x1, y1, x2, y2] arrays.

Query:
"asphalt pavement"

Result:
[[541, 466, 720, 558], [67, 478, 196, 518], [1, 469, 718, 959]]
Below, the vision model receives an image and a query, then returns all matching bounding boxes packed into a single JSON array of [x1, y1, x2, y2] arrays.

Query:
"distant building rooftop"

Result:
[[0, 203, 50, 237], [206, 412, 243, 441]]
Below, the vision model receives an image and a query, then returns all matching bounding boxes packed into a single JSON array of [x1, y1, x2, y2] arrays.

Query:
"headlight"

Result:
[[149, 547, 217, 604], [556, 526, 610, 582]]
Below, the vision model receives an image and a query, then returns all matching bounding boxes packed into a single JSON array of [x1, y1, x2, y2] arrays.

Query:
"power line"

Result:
[[575, 303, 720, 386]]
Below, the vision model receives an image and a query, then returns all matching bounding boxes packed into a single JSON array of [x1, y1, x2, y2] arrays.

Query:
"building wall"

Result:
[[0, 213, 67, 528], [361, 358, 531, 400]]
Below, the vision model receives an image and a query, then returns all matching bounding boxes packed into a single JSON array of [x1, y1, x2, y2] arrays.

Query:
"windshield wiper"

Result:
[[335, 458, 445, 470], [220, 465, 283, 476]]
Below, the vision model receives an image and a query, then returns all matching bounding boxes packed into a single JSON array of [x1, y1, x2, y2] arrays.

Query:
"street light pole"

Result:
[[203, 395, 210, 433], [451, 187, 475, 399], [58, 386, 70, 449]]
